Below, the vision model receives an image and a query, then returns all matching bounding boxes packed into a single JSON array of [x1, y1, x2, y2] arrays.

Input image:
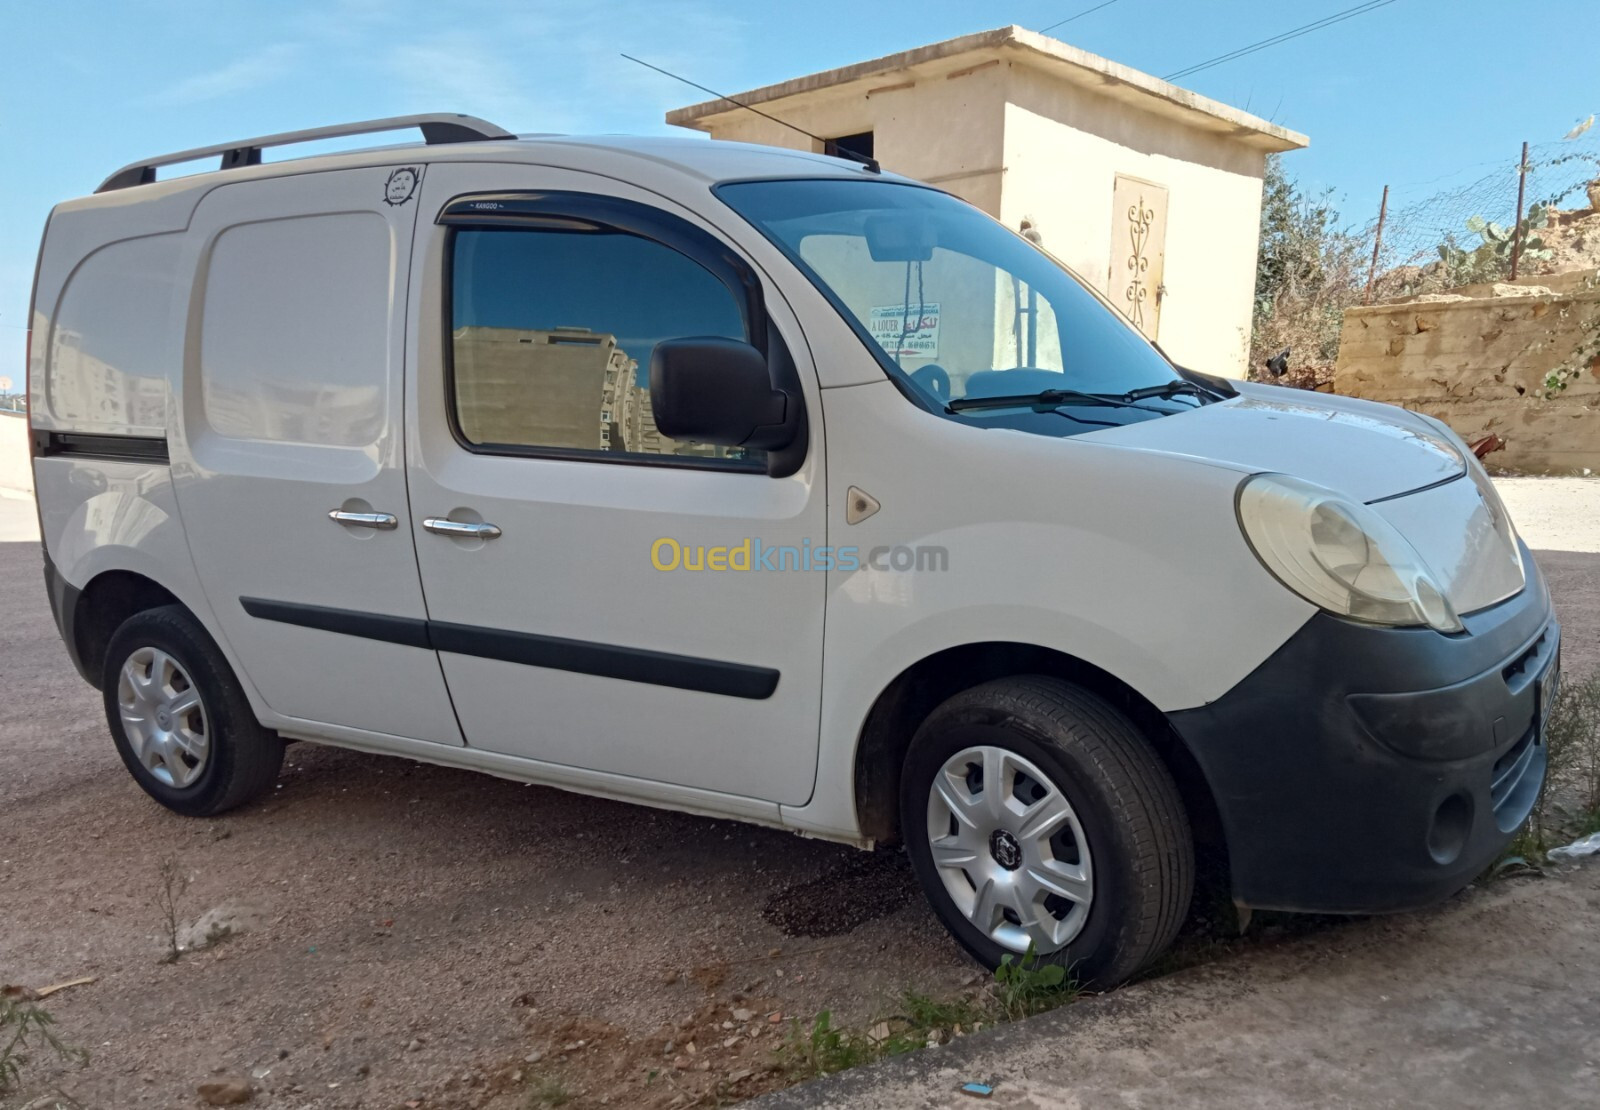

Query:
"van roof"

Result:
[[83, 112, 884, 206]]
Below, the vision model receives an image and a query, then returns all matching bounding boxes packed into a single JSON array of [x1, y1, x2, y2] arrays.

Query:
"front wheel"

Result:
[[901, 676, 1193, 988], [102, 605, 284, 817]]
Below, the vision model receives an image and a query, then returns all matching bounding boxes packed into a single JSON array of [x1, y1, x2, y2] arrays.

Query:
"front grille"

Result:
[[1502, 631, 1549, 694], [1490, 725, 1538, 814]]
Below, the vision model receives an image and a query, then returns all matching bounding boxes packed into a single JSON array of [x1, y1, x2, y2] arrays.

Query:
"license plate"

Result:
[[1538, 651, 1562, 741]]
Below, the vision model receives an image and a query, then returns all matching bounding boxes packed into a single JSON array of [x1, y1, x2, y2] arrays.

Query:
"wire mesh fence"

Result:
[[1357, 129, 1600, 288], [1249, 126, 1600, 387]]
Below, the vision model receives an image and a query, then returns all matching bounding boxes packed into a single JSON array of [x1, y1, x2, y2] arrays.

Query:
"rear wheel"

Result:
[[102, 605, 284, 817], [901, 675, 1193, 988]]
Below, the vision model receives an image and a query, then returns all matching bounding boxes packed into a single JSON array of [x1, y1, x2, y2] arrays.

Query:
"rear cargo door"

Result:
[[171, 164, 462, 745]]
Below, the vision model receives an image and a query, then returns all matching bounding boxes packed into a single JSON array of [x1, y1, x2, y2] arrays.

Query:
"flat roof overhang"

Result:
[[666, 25, 1309, 154]]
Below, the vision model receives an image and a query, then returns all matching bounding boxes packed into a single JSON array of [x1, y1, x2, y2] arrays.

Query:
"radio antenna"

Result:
[[621, 53, 881, 173]]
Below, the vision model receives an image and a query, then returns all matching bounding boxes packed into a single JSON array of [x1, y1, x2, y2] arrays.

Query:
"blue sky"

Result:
[[3, 0, 1596, 388]]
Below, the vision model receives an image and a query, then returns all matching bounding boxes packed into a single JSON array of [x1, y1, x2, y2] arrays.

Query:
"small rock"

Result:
[[197, 1080, 254, 1106], [731, 1008, 754, 1023], [662, 1039, 676, 1055], [524, 1050, 544, 1064], [407, 1039, 423, 1052], [671, 1055, 690, 1070], [767, 1012, 783, 1024], [720, 1021, 733, 1031], [728, 1068, 754, 1084], [178, 903, 261, 952], [866, 1022, 893, 1045]]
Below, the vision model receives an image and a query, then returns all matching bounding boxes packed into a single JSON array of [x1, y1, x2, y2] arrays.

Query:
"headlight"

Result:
[[1413, 411, 1526, 582], [1236, 473, 1463, 633]]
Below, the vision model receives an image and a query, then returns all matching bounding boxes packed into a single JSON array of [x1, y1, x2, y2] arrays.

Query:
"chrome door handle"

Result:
[[423, 518, 502, 539], [329, 509, 398, 530]]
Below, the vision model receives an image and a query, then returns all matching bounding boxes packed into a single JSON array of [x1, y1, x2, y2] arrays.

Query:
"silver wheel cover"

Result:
[[926, 745, 1093, 954], [118, 647, 210, 789]]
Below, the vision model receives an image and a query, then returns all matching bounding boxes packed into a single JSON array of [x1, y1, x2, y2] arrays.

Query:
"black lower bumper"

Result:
[[42, 548, 94, 685], [1169, 542, 1557, 915]]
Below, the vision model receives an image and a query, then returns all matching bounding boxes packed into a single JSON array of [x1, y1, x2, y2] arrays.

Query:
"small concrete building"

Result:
[[667, 25, 1308, 376]]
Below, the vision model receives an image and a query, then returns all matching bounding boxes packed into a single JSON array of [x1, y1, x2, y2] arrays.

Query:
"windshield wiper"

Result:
[[1120, 380, 1214, 403], [947, 388, 1144, 414]]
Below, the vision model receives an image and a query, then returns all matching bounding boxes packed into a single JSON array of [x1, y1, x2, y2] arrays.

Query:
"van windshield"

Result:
[[716, 178, 1190, 414]]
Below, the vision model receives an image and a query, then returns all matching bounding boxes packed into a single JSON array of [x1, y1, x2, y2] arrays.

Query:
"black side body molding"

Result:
[[240, 598, 779, 700], [239, 598, 431, 651], [34, 430, 170, 463]]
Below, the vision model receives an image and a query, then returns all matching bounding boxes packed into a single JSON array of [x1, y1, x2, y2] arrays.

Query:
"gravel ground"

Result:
[[0, 478, 1595, 1109]]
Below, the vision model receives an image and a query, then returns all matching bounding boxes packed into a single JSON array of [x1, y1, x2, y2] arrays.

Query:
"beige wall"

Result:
[[685, 59, 1010, 214], [0, 413, 30, 494], [1334, 284, 1600, 475], [1000, 65, 1267, 375], [684, 51, 1273, 376]]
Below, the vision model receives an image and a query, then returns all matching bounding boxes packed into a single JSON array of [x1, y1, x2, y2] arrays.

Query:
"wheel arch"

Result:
[[851, 641, 1229, 878], [70, 568, 185, 687]]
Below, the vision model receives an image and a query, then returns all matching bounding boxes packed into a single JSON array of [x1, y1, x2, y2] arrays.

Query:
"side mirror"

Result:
[[650, 337, 800, 454]]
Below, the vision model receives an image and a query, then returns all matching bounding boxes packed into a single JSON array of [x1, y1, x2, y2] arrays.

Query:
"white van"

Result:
[[29, 114, 1559, 986]]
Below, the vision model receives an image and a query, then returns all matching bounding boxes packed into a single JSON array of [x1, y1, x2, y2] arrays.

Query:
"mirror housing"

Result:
[[864, 212, 936, 262], [650, 337, 803, 467]]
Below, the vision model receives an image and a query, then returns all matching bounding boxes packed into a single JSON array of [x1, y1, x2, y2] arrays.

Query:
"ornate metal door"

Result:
[[1109, 175, 1168, 340]]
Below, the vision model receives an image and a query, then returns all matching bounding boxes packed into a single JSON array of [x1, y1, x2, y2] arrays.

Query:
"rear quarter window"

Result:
[[199, 211, 391, 447], [47, 234, 182, 433]]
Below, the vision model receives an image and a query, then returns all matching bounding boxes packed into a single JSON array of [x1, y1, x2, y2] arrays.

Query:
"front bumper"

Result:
[[1169, 541, 1557, 915]]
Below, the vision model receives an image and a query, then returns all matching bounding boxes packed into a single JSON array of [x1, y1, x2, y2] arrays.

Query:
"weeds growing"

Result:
[[0, 995, 88, 1096], [779, 942, 1077, 1081], [993, 943, 1078, 1021], [524, 1074, 572, 1108], [1502, 667, 1600, 865], [155, 856, 190, 964]]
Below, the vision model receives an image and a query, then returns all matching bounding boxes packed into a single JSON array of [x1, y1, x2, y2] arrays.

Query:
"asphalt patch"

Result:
[[762, 849, 920, 937]]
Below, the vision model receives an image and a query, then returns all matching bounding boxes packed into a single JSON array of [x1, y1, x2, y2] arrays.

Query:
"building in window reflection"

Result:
[[452, 325, 731, 459]]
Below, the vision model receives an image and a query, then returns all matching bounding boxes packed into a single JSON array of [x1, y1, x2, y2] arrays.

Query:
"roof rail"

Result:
[[96, 113, 515, 193]]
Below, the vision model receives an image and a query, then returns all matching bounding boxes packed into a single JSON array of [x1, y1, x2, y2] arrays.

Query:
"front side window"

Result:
[[449, 225, 762, 465], [717, 179, 1199, 430]]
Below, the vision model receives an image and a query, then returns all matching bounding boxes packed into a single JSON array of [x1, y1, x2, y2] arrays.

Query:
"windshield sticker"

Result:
[[869, 302, 940, 359], [384, 167, 420, 206]]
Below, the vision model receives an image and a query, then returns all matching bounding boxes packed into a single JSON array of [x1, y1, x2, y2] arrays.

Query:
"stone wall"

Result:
[[1333, 276, 1600, 474]]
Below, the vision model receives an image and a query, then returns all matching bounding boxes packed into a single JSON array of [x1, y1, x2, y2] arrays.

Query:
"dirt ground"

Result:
[[1, 478, 1596, 1110]]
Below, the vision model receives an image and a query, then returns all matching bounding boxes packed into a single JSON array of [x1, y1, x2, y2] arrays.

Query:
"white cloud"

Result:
[[386, 33, 565, 132], [147, 43, 302, 106], [375, 0, 749, 135]]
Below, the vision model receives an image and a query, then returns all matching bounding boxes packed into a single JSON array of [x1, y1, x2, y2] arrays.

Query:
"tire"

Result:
[[102, 605, 284, 817], [901, 675, 1193, 988]]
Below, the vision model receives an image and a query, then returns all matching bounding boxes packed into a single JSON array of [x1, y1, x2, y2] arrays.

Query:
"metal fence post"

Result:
[[1364, 185, 1389, 304], [1510, 141, 1530, 280]]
